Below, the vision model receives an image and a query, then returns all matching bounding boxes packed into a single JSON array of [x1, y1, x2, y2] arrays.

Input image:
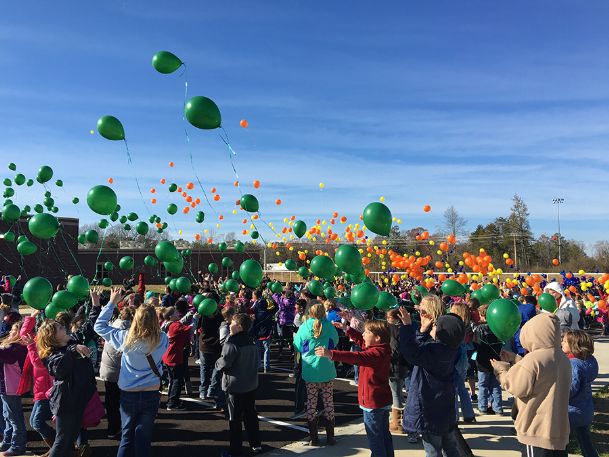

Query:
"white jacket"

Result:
[[544, 282, 579, 330]]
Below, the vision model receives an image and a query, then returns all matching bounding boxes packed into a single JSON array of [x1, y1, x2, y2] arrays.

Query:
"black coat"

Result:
[[45, 342, 96, 416], [389, 323, 410, 379]]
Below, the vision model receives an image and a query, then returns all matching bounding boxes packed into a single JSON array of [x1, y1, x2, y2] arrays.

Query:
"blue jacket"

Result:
[[512, 303, 537, 356], [252, 298, 276, 339], [568, 356, 598, 428], [399, 324, 458, 435], [293, 318, 338, 383]]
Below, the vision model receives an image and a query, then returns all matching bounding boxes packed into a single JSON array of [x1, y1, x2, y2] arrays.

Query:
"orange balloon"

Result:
[[183, 207, 190, 214], [195, 198, 201, 204], [186, 196, 193, 203], [423, 204, 431, 212], [160, 178, 166, 184], [107, 177, 114, 184], [275, 199, 282, 205], [177, 187, 182, 193], [186, 182, 194, 190], [253, 180, 260, 189], [169, 161, 174, 167], [213, 194, 220, 201], [219, 215, 224, 220], [240, 119, 248, 128], [150, 188, 156, 194], [566, 272, 573, 279], [211, 187, 216, 193], [234, 181, 239, 187], [340, 216, 347, 223], [552, 258, 559, 266], [195, 234, 201, 241], [151, 198, 157, 204]]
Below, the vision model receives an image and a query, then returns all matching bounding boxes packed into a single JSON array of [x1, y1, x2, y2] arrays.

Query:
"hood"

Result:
[[543, 281, 565, 297], [574, 356, 599, 382], [520, 313, 560, 353], [435, 314, 465, 349]]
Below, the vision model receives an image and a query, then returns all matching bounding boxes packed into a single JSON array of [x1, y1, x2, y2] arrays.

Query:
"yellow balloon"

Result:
[[397, 219, 402, 224], [503, 253, 509, 259], [415, 251, 421, 256], [447, 268, 453, 273], [90, 129, 94, 135], [216, 223, 220, 228], [436, 250, 442, 255], [429, 240, 435, 246], [178, 229, 183, 235], [380, 196, 385, 202], [319, 182, 325, 189], [232, 209, 237, 215], [458, 261, 464, 266]]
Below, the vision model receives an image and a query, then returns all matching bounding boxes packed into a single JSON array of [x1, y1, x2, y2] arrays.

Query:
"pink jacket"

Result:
[[20, 316, 54, 401]]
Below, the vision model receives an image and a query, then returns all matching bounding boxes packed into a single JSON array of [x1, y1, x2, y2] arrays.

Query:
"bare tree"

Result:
[[441, 206, 468, 236]]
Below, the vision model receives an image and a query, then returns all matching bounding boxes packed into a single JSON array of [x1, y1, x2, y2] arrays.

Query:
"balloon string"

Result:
[[92, 230, 107, 281], [58, 227, 84, 276], [122, 139, 152, 218]]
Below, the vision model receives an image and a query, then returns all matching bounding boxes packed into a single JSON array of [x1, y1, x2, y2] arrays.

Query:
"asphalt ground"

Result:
[[21, 347, 360, 457]]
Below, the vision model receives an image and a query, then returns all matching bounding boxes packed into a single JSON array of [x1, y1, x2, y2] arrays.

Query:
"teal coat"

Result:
[[293, 318, 339, 383]]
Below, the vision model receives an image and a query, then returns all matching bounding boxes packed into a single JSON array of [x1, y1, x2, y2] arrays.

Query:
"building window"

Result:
[[96, 262, 109, 279]]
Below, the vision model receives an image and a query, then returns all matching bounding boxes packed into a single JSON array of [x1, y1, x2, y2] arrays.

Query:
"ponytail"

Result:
[[308, 303, 326, 339]]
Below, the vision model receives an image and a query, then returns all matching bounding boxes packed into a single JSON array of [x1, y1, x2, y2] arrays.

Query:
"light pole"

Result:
[[552, 198, 564, 264]]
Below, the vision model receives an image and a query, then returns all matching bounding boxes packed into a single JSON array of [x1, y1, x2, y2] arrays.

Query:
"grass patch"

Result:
[[567, 384, 609, 456]]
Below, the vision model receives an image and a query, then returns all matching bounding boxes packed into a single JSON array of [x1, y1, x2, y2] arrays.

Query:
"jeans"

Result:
[[362, 408, 394, 457], [227, 389, 261, 455], [421, 431, 461, 457], [50, 411, 84, 457], [0, 394, 26, 453], [478, 371, 503, 413], [388, 378, 405, 409], [455, 372, 475, 420], [167, 364, 186, 408], [256, 339, 270, 370], [105, 381, 122, 435], [200, 352, 219, 395], [208, 366, 226, 407], [118, 390, 161, 457], [574, 426, 599, 457], [30, 399, 55, 441]]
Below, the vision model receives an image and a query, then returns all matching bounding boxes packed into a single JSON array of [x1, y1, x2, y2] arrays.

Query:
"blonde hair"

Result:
[[36, 321, 63, 359], [420, 295, 443, 322], [0, 321, 23, 348], [309, 303, 326, 339], [123, 305, 161, 355], [450, 303, 470, 326]]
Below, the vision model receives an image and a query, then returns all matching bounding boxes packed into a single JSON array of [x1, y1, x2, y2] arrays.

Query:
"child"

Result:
[[472, 305, 504, 415], [215, 313, 261, 457], [316, 320, 393, 456], [0, 321, 27, 456], [162, 307, 192, 411], [38, 320, 97, 457], [562, 330, 599, 457], [491, 313, 571, 456], [398, 302, 465, 457], [450, 303, 476, 423], [386, 308, 410, 434], [251, 290, 276, 373]]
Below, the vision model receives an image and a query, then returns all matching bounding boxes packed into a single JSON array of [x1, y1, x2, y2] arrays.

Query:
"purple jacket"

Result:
[[273, 294, 296, 326], [0, 343, 27, 395]]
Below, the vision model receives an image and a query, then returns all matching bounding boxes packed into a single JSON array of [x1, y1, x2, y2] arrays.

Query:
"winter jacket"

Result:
[[493, 313, 572, 451], [20, 316, 53, 401], [544, 282, 579, 330], [252, 298, 276, 339], [72, 303, 102, 367], [512, 303, 537, 356], [163, 321, 192, 367], [99, 318, 130, 383], [198, 312, 224, 354], [568, 355, 598, 428], [215, 331, 259, 393], [94, 302, 169, 391], [137, 273, 145, 298], [388, 322, 410, 379], [472, 322, 503, 372], [273, 294, 296, 326], [399, 324, 458, 435], [45, 341, 96, 416], [293, 317, 338, 383], [0, 343, 27, 395], [329, 327, 392, 409]]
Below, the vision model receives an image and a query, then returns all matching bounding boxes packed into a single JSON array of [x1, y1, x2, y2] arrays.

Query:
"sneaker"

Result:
[[407, 433, 418, 444], [167, 405, 187, 411], [288, 373, 295, 378], [199, 393, 210, 400], [195, 359, 201, 365], [251, 446, 263, 454], [349, 380, 358, 386]]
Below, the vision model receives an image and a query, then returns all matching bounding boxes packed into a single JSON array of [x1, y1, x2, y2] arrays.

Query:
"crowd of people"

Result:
[[0, 271, 603, 457]]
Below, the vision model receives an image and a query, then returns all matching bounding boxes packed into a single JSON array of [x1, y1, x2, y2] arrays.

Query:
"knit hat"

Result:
[[435, 313, 465, 349]]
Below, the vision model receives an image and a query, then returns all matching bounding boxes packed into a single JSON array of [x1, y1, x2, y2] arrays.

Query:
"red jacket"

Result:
[[137, 273, 145, 298], [19, 316, 54, 401], [329, 327, 392, 409], [162, 321, 192, 367]]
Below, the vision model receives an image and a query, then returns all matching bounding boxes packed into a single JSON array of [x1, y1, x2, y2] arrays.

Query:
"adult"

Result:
[[198, 306, 224, 400], [544, 282, 579, 330]]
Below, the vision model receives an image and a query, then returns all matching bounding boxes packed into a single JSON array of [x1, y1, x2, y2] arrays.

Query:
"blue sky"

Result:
[[2, 1, 609, 249]]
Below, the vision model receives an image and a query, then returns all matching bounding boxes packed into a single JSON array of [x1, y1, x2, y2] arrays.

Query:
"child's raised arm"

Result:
[[94, 288, 127, 351]]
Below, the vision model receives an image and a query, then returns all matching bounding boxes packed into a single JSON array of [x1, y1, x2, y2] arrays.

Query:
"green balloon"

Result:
[[324, 287, 336, 299], [480, 284, 500, 304], [102, 278, 112, 287], [77, 234, 86, 244], [198, 298, 218, 317], [487, 298, 522, 342], [335, 244, 362, 275], [310, 255, 336, 281], [175, 277, 192, 294], [337, 295, 353, 309], [284, 259, 297, 271], [14, 174, 25, 186], [234, 241, 245, 253], [168, 183, 177, 192], [152, 50, 183, 74], [308, 280, 324, 297], [51, 290, 78, 310], [208, 263, 219, 274], [298, 266, 310, 279], [376, 291, 397, 310], [72, 197, 79, 204], [4, 187, 14, 198], [224, 279, 240, 293], [97, 115, 125, 141], [352, 282, 380, 310], [144, 255, 157, 267], [218, 242, 227, 252], [87, 185, 117, 215], [44, 302, 61, 319], [184, 96, 222, 130], [119, 256, 134, 270], [222, 257, 234, 268], [164, 256, 184, 275], [195, 211, 205, 223], [104, 261, 114, 271], [271, 281, 284, 294], [441, 279, 466, 297], [470, 289, 484, 304], [67, 275, 90, 298], [239, 259, 263, 288], [164, 276, 173, 286], [28, 213, 60, 239], [538, 293, 557, 313], [2, 204, 20, 222], [136, 221, 149, 235], [22, 277, 52, 310], [193, 294, 204, 306], [55, 179, 63, 187], [17, 240, 37, 256], [410, 285, 428, 305], [251, 231, 259, 239], [363, 202, 392, 237], [43, 197, 54, 208], [168, 278, 177, 291], [98, 219, 109, 229], [8, 163, 16, 171], [119, 215, 128, 224], [6, 275, 16, 287], [3, 231, 15, 242], [17, 235, 27, 243], [231, 271, 240, 280], [155, 241, 179, 263], [127, 212, 138, 222], [240, 194, 259, 213], [167, 203, 178, 215], [26, 179, 34, 187], [293, 220, 307, 238], [37, 165, 53, 184], [2, 178, 10, 186], [85, 230, 99, 244]]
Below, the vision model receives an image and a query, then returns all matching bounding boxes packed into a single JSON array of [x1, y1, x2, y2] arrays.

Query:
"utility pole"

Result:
[[553, 198, 564, 264], [512, 233, 518, 267]]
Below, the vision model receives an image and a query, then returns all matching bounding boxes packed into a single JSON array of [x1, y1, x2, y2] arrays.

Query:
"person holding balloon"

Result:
[[543, 282, 580, 330]]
